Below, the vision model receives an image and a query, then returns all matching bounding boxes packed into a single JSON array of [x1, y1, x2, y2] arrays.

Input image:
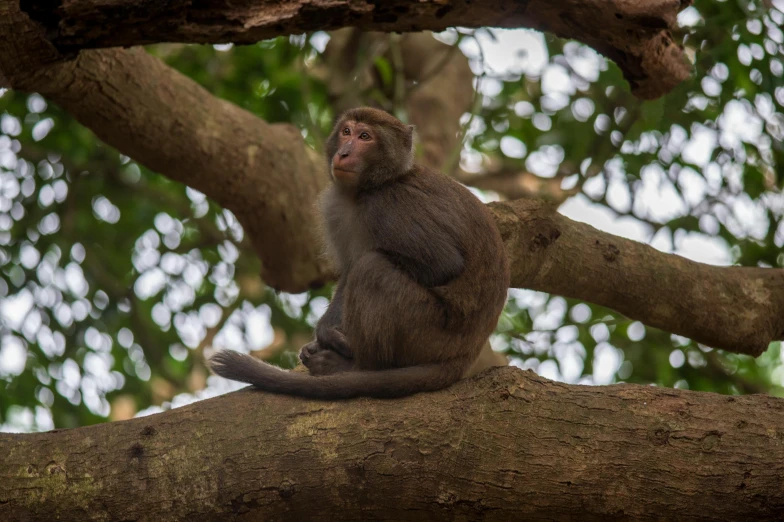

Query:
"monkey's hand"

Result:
[[315, 326, 353, 359], [299, 341, 354, 376]]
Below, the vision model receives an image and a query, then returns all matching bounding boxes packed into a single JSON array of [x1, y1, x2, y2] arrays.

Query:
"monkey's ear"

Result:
[[405, 125, 415, 152]]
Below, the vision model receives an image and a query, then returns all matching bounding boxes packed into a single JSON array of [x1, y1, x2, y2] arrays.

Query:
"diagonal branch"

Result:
[[19, 0, 692, 100], [456, 167, 581, 203], [491, 198, 784, 356], [1, 1, 782, 355]]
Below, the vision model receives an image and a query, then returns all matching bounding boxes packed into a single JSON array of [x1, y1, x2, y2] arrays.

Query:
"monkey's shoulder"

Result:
[[356, 169, 477, 252], [385, 167, 492, 226], [362, 166, 468, 207]]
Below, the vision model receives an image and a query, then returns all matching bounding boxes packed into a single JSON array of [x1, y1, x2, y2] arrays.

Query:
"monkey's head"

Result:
[[325, 108, 415, 190]]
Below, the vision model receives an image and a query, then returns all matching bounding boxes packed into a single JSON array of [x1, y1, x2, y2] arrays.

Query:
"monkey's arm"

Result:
[[317, 277, 345, 331], [313, 277, 352, 359]]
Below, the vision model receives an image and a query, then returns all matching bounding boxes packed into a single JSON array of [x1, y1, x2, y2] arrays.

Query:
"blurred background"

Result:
[[0, 0, 782, 431]]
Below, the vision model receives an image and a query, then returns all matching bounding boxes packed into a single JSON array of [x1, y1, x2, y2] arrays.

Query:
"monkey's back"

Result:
[[403, 166, 510, 331]]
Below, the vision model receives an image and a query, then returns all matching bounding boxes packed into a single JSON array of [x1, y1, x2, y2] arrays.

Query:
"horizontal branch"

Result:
[[2, 1, 781, 355], [20, 0, 692, 100], [2, 367, 784, 520], [491, 199, 784, 356]]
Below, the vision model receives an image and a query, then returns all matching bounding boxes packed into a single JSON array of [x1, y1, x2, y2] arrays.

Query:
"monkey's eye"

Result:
[[359, 132, 371, 140], [342, 127, 350, 135]]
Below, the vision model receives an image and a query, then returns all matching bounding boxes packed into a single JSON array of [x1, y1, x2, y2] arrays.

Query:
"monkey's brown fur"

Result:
[[209, 108, 509, 398]]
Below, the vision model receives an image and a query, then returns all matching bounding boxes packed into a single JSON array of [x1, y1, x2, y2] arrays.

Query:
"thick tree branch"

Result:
[[20, 0, 692, 100], [491, 199, 784, 356], [0, 2, 332, 292], [2, 367, 784, 520]]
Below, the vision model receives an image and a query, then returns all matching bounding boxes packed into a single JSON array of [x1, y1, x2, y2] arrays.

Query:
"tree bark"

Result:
[[19, 0, 691, 100], [1, 0, 782, 355], [492, 199, 784, 356], [2, 367, 783, 521]]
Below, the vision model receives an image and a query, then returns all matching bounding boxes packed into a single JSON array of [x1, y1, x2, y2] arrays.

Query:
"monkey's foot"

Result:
[[299, 341, 354, 376]]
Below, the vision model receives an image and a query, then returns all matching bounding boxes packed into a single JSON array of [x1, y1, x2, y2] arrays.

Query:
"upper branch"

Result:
[[20, 0, 692, 100]]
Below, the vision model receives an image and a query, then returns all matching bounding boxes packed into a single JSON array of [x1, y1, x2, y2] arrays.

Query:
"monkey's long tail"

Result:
[[208, 350, 467, 399]]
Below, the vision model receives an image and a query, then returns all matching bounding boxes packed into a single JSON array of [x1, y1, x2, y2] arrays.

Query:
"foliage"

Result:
[[0, 0, 782, 430]]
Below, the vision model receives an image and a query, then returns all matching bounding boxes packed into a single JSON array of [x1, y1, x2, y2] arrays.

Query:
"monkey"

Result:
[[208, 107, 510, 399]]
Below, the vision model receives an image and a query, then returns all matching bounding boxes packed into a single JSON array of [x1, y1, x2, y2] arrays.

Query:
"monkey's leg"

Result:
[[315, 327, 352, 359], [313, 278, 353, 359], [300, 278, 354, 376]]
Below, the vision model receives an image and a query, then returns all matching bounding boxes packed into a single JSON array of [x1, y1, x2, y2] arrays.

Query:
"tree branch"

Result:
[[19, 0, 692, 100], [2, 367, 783, 520], [455, 167, 581, 203], [491, 198, 784, 356], [0, 1, 333, 293]]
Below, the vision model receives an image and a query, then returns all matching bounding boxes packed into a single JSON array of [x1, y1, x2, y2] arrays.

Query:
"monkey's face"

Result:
[[325, 108, 415, 191], [329, 119, 377, 186]]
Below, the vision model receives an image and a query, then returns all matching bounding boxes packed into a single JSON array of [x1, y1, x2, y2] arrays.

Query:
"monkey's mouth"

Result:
[[332, 167, 357, 181]]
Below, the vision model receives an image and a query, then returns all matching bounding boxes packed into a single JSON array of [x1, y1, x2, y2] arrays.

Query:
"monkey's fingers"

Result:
[[303, 348, 354, 376]]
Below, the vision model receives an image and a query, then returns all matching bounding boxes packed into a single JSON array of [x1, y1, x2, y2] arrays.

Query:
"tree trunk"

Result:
[[1, 367, 783, 521]]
